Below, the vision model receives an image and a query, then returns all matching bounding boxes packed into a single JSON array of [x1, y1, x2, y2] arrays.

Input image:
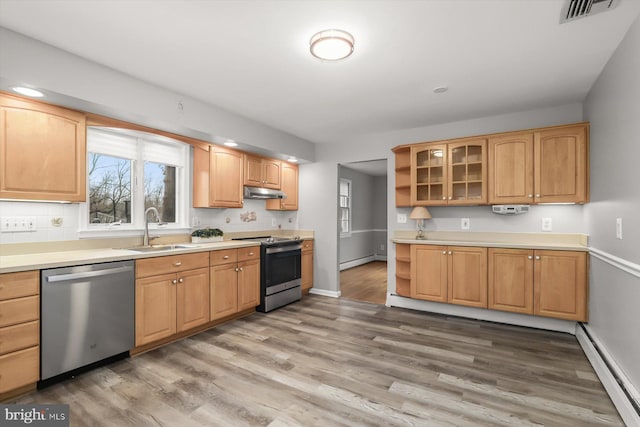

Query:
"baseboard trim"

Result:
[[385, 294, 576, 334], [340, 256, 375, 271], [309, 288, 341, 298], [576, 324, 640, 425], [374, 255, 387, 262]]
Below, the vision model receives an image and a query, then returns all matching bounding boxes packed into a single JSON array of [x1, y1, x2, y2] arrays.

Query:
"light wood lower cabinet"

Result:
[[135, 253, 210, 346], [410, 245, 487, 307], [210, 246, 260, 320], [301, 239, 314, 294], [0, 270, 40, 395], [488, 248, 587, 321], [401, 244, 587, 321]]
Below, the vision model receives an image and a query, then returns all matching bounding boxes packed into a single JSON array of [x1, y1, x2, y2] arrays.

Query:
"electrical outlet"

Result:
[[461, 218, 470, 230], [397, 214, 407, 224], [379, 244, 385, 251], [192, 216, 200, 226], [616, 218, 623, 239], [542, 218, 552, 232], [271, 218, 277, 227]]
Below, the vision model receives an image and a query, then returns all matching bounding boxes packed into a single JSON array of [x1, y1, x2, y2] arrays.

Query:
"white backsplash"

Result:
[[0, 198, 298, 244]]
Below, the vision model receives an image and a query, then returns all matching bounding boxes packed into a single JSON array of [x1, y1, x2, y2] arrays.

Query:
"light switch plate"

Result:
[[542, 217, 552, 232], [397, 214, 407, 224], [461, 218, 470, 230], [616, 218, 623, 239]]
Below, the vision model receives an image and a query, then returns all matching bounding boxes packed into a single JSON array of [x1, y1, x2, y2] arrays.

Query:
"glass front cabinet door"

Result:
[[410, 143, 447, 205], [410, 139, 487, 206]]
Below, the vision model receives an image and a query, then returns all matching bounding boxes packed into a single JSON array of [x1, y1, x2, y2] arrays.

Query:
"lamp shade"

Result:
[[409, 206, 432, 220]]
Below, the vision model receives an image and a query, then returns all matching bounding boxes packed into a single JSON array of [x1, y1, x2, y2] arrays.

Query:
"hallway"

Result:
[[340, 261, 387, 305]]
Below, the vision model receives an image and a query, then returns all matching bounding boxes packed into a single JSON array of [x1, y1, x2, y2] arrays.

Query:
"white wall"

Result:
[[307, 103, 585, 295], [0, 27, 315, 162], [372, 175, 388, 258], [584, 15, 640, 393]]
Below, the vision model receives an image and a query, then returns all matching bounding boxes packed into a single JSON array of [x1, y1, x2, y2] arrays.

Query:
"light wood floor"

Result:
[[16, 296, 621, 426], [340, 261, 387, 305]]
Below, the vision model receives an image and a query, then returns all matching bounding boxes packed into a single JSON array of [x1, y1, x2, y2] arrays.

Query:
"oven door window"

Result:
[[265, 250, 301, 287]]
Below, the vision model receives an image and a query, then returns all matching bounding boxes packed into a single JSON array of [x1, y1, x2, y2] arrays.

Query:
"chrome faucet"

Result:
[[143, 207, 163, 246]]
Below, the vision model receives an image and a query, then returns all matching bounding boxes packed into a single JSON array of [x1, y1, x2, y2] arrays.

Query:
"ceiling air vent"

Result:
[[560, 0, 620, 23]]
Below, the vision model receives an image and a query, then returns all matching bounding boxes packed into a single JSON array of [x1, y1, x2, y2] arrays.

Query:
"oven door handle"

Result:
[[265, 244, 302, 254]]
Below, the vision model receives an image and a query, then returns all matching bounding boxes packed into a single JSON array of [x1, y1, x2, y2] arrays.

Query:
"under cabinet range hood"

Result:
[[243, 186, 287, 200]]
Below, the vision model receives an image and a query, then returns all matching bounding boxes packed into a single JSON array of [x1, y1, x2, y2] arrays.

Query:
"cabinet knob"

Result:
[[536, 194, 540, 198], [235, 267, 239, 272], [448, 196, 452, 200], [448, 251, 452, 255], [174, 262, 182, 267], [239, 267, 243, 272], [223, 255, 229, 259], [249, 252, 254, 256], [172, 279, 177, 285], [178, 278, 184, 283], [528, 255, 533, 260], [442, 197, 446, 200], [535, 256, 541, 260], [528, 194, 533, 198]]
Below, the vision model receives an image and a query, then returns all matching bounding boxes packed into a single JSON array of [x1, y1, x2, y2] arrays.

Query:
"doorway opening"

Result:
[[337, 159, 388, 305]]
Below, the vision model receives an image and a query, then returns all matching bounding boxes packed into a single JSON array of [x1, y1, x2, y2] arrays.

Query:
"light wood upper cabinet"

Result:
[[411, 139, 487, 206], [535, 124, 588, 203], [399, 122, 589, 206], [244, 154, 281, 189], [266, 162, 299, 211], [193, 145, 244, 208], [488, 132, 534, 204], [534, 250, 587, 321], [0, 93, 86, 202]]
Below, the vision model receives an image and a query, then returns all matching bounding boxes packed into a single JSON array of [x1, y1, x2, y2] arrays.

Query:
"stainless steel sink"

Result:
[[124, 244, 197, 252]]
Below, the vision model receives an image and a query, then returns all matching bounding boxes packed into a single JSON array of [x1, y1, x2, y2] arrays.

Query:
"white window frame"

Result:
[[79, 127, 190, 238], [339, 178, 352, 237]]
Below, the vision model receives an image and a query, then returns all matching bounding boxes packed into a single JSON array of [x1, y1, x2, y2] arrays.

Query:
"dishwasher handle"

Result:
[[46, 266, 134, 283]]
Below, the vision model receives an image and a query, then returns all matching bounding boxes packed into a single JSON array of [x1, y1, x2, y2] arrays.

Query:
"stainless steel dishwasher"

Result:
[[40, 260, 134, 386]]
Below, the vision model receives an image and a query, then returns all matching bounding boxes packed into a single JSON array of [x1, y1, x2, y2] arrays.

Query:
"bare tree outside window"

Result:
[[89, 154, 132, 224], [144, 161, 176, 223]]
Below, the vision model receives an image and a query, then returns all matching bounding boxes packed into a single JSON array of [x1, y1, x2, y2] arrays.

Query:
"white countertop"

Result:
[[391, 231, 588, 252], [0, 240, 261, 274]]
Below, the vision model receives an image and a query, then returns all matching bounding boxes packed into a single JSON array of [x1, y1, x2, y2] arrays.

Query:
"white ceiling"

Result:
[[0, 0, 638, 145]]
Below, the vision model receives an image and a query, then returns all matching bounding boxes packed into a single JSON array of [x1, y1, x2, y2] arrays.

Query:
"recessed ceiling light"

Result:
[[12, 86, 44, 97], [287, 157, 298, 163], [310, 29, 354, 61], [224, 140, 238, 147], [433, 86, 448, 94]]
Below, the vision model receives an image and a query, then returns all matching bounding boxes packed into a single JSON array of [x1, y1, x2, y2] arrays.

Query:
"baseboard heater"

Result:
[[579, 323, 640, 417]]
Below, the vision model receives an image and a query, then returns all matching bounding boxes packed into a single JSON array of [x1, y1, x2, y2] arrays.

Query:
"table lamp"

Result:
[[409, 206, 431, 240]]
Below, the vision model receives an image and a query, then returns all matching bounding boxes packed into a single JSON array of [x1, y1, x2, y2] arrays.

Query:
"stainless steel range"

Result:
[[233, 236, 302, 312]]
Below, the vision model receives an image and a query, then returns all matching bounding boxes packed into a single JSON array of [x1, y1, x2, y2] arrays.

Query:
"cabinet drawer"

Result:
[[0, 346, 39, 393], [0, 321, 39, 355], [301, 240, 313, 252], [238, 246, 260, 262], [0, 271, 39, 300], [136, 252, 209, 278], [210, 249, 238, 266], [0, 296, 39, 328]]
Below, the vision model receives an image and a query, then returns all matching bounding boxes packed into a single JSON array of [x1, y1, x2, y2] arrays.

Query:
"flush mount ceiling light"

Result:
[[287, 157, 298, 163], [223, 140, 238, 147], [309, 29, 354, 61], [12, 86, 44, 97]]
